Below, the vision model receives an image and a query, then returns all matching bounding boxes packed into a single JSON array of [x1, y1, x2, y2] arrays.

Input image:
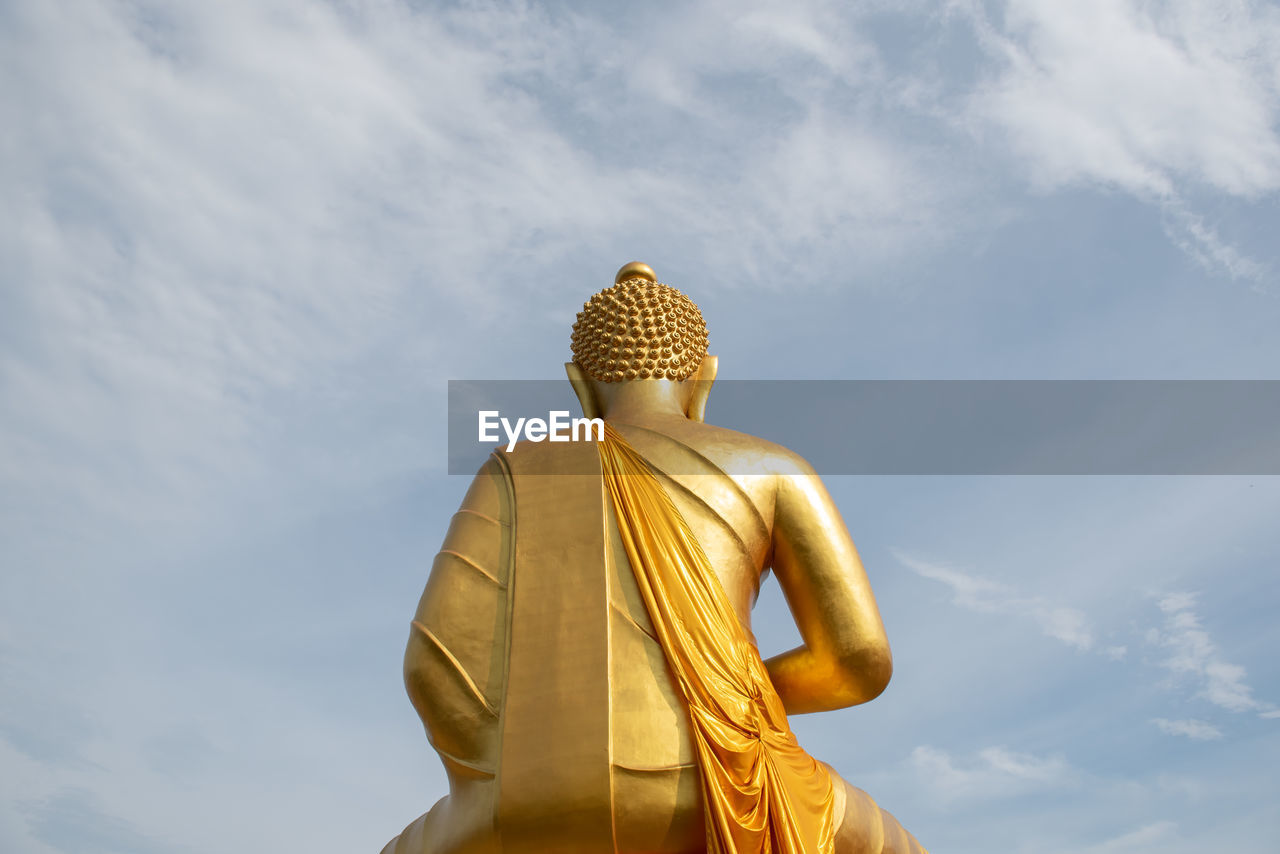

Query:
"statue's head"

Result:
[[566, 262, 717, 421]]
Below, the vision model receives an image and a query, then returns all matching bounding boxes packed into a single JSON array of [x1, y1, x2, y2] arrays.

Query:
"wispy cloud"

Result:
[[0, 0, 976, 535], [895, 551, 1115, 654], [961, 0, 1280, 197], [1151, 717, 1223, 741], [1160, 199, 1270, 285], [911, 744, 1072, 801], [1069, 820, 1179, 854], [1146, 592, 1275, 717], [900, 558, 1274, 736], [24, 788, 176, 854], [955, 0, 1280, 279]]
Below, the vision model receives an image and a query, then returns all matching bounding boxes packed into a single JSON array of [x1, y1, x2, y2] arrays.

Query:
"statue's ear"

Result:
[[565, 362, 602, 420], [685, 355, 717, 423]]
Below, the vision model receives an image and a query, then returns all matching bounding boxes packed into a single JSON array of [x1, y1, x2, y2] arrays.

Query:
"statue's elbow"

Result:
[[836, 645, 893, 705], [863, 650, 894, 701], [403, 629, 434, 720]]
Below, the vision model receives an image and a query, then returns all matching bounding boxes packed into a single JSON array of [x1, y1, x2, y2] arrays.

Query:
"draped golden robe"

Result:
[[383, 424, 926, 854], [598, 423, 834, 854]]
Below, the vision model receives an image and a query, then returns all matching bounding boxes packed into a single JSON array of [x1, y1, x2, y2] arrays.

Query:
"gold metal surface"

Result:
[[381, 266, 929, 853], [571, 276, 708, 382], [498, 440, 614, 852], [615, 261, 657, 284]]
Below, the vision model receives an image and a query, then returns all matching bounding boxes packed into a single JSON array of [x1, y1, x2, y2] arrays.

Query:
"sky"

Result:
[[2, 0, 1279, 852]]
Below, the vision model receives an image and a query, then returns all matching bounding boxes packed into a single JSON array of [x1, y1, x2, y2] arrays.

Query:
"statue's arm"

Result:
[[404, 457, 510, 752], [762, 463, 892, 714]]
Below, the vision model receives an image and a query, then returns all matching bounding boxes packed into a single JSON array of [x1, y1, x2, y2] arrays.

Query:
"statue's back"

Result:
[[400, 419, 788, 854]]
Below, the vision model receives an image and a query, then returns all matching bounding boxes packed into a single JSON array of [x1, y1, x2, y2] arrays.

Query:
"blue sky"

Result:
[[2, 1, 1279, 852]]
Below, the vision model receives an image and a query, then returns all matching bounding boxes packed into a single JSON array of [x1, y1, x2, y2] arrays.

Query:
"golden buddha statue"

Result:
[[382, 263, 928, 854]]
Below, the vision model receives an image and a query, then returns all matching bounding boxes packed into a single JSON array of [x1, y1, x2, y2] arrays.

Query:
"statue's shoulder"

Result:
[[454, 454, 513, 518], [622, 418, 817, 481], [701, 422, 817, 477]]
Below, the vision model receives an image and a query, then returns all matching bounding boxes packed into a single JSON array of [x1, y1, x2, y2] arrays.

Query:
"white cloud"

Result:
[[978, 745, 1069, 782], [1151, 717, 1223, 741], [589, 0, 963, 278], [896, 551, 1104, 652], [1159, 200, 1270, 284], [964, 0, 1280, 198], [1069, 820, 1179, 854], [0, 0, 978, 538], [957, 0, 1280, 279], [1147, 592, 1276, 717], [0, 0, 712, 535], [736, 111, 946, 273], [911, 744, 1072, 800]]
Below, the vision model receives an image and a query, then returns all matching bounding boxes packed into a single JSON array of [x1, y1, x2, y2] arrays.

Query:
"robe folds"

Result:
[[597, 422, 836, 854]]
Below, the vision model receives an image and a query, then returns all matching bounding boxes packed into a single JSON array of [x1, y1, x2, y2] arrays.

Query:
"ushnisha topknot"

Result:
[[570, 262, 709, 382]]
